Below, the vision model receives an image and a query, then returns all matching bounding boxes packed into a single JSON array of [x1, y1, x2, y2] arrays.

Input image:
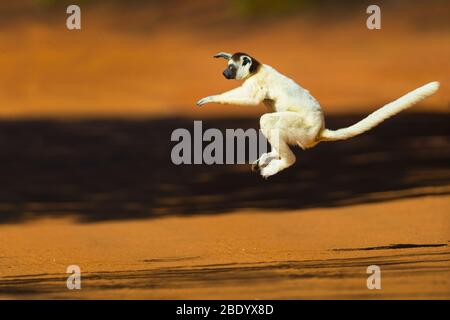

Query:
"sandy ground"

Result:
[[0, 195, 449, 299]]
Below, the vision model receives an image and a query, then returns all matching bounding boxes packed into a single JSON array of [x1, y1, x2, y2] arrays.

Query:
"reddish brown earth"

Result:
[[0, 196, 449, 299]]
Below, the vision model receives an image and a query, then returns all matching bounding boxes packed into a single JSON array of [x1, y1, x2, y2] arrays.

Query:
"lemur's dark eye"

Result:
[[242, 57, 251, 66]]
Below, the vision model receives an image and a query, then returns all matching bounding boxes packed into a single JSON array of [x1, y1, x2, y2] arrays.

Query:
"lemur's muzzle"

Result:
[[223, 67, 235, 80]]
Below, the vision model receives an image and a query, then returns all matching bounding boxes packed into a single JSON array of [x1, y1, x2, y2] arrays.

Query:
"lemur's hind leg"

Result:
[[257, 112, 299, 178], [256, 111, 323, 178]]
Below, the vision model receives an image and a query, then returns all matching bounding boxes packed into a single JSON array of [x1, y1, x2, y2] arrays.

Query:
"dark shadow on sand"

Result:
[[333, 243, 449, 252], [0, 112, 449, 223]]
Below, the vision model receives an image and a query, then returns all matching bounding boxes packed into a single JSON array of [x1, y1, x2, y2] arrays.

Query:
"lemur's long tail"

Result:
[[319, 81, 440, 142]]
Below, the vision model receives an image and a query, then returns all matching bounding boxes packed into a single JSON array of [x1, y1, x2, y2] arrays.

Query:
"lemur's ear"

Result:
[[213, 52, 232, 60], [242, 56, 251, 66]]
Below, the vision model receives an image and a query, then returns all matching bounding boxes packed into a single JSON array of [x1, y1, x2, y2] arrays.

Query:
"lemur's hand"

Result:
[[196, 96, 215, 107]]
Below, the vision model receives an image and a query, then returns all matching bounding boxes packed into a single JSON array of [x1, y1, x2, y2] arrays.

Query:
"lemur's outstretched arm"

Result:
[[197, 83, 265, 107]]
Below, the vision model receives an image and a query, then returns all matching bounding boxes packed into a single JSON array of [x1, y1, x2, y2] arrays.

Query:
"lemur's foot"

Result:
[[251, 153, 278, 172], [260, 159, 286, 178]]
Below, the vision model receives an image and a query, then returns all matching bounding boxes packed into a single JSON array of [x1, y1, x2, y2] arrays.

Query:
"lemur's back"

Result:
[[261, 65, 322, 113]]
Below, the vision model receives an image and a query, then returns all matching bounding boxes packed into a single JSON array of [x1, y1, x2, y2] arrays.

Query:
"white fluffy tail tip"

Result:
[[423, 81, 440, 94]]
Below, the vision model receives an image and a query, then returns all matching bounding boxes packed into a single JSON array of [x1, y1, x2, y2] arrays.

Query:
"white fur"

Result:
[[320, 81, 440, 141], [198, 61, 439, 178]]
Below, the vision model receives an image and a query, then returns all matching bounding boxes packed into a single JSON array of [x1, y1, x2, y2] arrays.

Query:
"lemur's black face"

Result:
[[223, 64, 237, 79], [214, 52, 261, 81]]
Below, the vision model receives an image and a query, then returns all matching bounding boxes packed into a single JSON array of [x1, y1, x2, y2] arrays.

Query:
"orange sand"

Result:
[[0, 195, 448, 299]]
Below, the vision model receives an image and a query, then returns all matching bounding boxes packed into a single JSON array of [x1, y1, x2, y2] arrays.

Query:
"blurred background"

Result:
[[0, 0, 448, 118]]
